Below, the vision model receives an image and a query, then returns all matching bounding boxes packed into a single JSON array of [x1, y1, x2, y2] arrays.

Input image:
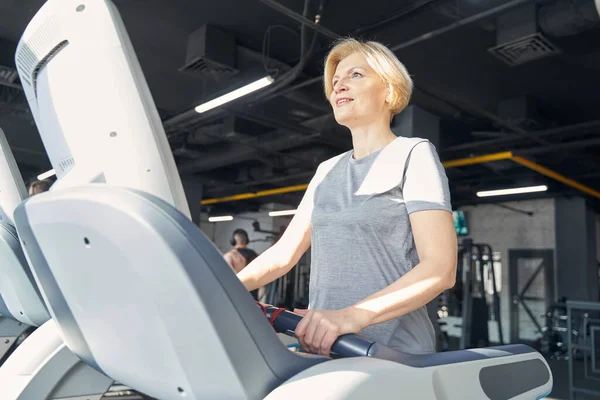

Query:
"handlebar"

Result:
[[262, 304, 377, 358]]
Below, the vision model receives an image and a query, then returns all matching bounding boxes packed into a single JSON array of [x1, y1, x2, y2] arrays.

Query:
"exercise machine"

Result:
[[0, 127, 35, 365], [460, 240, 503, 349], [537, 298, 571, 360], [439, 239, 504, 350], [10, 0, 552, 399], [0, 131, 148, 398], [0, 129, 116, 399], [0, 0, 167, 397]]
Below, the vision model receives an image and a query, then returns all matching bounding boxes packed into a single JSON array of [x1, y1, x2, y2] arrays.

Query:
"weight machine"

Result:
[[439, 239, 504, 350]]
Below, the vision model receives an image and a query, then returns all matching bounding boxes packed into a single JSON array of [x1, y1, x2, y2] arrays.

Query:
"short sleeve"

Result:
[[295, 153, 345, 219], [402, 141, 452, 214]]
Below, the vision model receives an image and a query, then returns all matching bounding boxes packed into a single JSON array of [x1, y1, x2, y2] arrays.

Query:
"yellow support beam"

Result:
[[200, 150, 600, 205], [511, 156, 600, 200], [442, 151, 513, 168], [201, 184, 309, 205]]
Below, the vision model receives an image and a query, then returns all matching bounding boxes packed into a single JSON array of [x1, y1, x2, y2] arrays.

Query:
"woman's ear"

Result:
[[385, 84, 393, 104]]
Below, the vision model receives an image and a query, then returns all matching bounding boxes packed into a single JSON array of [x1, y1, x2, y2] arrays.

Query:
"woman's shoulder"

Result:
[[320, 150, 352, 167], [304, 151, 351, 191], [314, 151, 351, 174], [391, 136, 434, 151]]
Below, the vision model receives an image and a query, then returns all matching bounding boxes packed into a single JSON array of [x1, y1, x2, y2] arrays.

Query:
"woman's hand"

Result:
[[293, 308, 370, 357]]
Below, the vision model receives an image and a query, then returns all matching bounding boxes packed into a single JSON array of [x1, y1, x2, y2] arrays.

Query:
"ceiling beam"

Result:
[[444, 120, 600, 153]]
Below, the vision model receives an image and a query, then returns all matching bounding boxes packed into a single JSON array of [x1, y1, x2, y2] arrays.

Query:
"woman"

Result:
[[237, 38, 457, 356]]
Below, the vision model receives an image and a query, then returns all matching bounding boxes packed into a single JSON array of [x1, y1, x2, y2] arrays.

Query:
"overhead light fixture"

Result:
[[208, 215, 234, 223], [269, 209, 297, 217], [37, 169, 56, 180], [476, 185, 548, 198], [194, 76, 274, 114]]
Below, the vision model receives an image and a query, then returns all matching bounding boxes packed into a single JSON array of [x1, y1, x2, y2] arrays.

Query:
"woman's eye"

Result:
[[352, 72, 362, 78]]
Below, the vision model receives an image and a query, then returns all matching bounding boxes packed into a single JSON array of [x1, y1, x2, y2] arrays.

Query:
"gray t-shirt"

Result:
[[303, 136, 452, 354]]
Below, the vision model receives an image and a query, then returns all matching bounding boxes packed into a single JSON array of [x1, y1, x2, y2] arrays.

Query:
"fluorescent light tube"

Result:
[[208, 215, 234, 222], [476, 185, 548, 197], [37, 169, 56, 180], [269, 209, 297, 217], [195, 76, 274, 113]]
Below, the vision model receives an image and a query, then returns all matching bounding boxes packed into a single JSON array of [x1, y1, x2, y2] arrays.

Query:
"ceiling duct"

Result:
[[488, 0, 600, 67], [179, 24, 239, 81], [186, 119, 228, 146], [488, 4, 561, 67], [0, 65, 19, 88]]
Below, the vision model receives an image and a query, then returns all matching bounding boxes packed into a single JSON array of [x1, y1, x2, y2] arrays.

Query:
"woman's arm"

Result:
[[295, 209, 457, 356], [351, 209, 457, 323], [236, 212, 312, 291], [237, 176, 317, 291]]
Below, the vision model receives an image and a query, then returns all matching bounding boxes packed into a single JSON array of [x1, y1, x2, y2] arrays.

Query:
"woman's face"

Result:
[[329, 52, 390, 128]]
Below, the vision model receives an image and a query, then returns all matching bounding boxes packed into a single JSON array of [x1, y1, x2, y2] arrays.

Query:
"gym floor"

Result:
[[536, 359, 600, 400], [548, 360, 571, 399]]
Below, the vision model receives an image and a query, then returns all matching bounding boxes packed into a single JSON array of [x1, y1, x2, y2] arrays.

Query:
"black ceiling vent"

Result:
[[180, 24, 239, 80], [488, 32, 561, 67], [0, 65, 19, 88], [488, 4, 561, 67]]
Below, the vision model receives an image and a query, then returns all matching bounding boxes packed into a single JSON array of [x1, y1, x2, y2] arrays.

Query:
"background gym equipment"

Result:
[[537, 299, 571, 361], [438, 239, 504, 351]]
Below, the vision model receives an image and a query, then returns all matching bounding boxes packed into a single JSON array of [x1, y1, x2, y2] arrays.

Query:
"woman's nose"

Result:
[[334, 82, 348, 93]]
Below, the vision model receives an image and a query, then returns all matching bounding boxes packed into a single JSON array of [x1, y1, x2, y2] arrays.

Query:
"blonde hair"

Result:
[[323, 38, 413, 116]]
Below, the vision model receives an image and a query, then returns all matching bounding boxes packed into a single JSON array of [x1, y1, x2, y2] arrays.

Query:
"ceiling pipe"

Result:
[[259, 0, 339, 40], [444, 120, 600, 153], [390, 0, 536, 51], [353, 0, 442, 35], [513, 137, 600, 156], [539, 0, 600, 37]]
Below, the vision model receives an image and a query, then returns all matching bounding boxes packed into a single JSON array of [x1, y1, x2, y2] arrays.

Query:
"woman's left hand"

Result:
[[293, 308, 369, 357]]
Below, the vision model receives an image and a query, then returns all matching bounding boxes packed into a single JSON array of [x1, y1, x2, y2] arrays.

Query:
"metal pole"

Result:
[[568, 302, 574, 400], [461, 239, 473, 349]]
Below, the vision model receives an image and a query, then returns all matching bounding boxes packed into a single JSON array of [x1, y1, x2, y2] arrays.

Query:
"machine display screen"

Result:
[[453, 210, 468, 236]]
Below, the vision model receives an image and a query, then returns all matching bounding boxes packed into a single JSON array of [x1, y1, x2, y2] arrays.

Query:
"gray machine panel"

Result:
[[479, 358, 551, 400], [0, 220, 50, 326], [367, 342, 537, 368], [0, 292, 11, 319], [14, 185, 324, 400]]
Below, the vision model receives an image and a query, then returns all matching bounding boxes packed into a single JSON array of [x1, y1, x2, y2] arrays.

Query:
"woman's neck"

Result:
[[350, 120, 397, 160]]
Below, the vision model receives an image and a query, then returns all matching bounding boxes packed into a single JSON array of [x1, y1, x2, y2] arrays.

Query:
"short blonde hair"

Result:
[[323, 38, 413, 116]]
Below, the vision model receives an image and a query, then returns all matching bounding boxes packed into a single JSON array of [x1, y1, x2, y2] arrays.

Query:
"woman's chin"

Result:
[[333, 110, 355, 126]]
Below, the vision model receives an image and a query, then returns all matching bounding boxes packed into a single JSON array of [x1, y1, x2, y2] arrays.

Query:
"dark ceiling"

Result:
[[1, 0, 600, 216]]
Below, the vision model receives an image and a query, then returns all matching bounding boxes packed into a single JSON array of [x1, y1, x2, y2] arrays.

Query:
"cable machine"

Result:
[[439, 239, 504, 350]]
